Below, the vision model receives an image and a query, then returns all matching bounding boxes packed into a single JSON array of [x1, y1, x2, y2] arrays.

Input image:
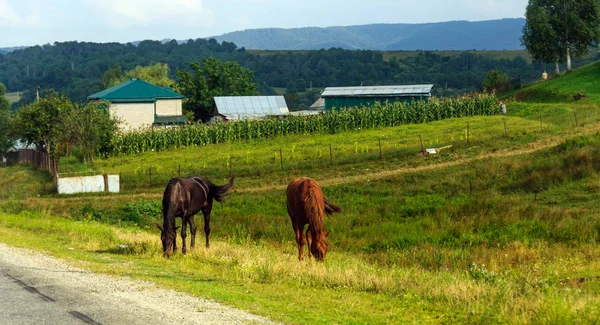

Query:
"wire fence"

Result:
[[109, 112, 594, 191]]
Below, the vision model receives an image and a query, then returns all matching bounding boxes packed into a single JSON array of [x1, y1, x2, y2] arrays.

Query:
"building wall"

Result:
[[155, 99, 182, 116], [110, 102, 154, 131], [324, 96, 429, 110]]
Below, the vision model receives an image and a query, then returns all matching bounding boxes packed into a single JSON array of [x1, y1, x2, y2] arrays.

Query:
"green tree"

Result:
[[176, 58, 260, 121], [523, 0, 600, 73], [482, 68, 509, 93], [102, 63, 175, 88], [101, 65, 123, 89], [62, 101, 119, 163], [0, 82, 12, 155], [11, 92, 74, 162]]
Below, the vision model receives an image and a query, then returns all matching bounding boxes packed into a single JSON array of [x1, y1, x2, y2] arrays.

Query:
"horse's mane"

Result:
[[300, 178, 325, 235]]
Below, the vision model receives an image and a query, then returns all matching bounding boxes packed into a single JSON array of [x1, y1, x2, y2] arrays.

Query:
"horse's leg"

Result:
[[202, 208, 211, 248], [173, 234, 177, 254], [293, 224, 305, 261], [181, 217, 188, 255], [189, 215, 197, 249], [306, 228, 313, 260]]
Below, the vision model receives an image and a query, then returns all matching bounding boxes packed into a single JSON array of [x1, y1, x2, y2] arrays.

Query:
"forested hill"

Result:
[[211, 18, 526, 50], [1, 39, 598, 110]]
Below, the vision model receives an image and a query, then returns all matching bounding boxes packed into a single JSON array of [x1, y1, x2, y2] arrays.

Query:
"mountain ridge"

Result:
[[0, 18, 526, 53], [210, 18, 526, 50]]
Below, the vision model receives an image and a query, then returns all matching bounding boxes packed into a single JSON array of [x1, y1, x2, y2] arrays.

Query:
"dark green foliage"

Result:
[[176, 58, 260, 121], [1, 40, 594, 110], [11, 91, 73, 156], [78, 200, 161, 226], [10, 93, 118, 162], [119, 200, 161, 225], [0, 82, 11, 154], [106, 94, 497, 156], [523, 0, 600, 71], [482, 68, 510, 93]]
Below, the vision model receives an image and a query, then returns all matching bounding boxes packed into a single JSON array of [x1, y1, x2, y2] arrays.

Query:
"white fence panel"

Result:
[[57, 175, 120, 195]]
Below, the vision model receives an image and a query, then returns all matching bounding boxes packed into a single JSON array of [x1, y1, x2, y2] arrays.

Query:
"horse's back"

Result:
[[286, 177, 325, 224]]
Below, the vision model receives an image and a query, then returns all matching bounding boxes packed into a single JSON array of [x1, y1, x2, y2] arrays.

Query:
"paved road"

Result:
[[0, 259, 148, 325], [0, 243, 275, 325]]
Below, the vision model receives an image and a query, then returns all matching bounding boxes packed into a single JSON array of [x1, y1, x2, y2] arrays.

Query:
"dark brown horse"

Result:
[[157, 176, 234, 257], [286, 177, 341, 261]]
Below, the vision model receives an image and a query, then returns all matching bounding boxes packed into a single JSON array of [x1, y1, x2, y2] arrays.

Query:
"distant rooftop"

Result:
[[321, 84, 433, 97], [214, 96, 289, 121], [88, 78, 184, 103]]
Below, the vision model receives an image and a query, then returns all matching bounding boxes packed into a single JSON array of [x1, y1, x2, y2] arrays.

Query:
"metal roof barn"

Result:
[[214, 96, 290, 121], [321, 84, 433, 110]]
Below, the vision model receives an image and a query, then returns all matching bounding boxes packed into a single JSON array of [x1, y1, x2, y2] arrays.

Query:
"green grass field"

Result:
[[3, 62, 600, 324]]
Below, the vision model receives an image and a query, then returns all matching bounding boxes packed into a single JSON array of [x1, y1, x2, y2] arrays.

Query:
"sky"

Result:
[[0, 0, 528, 47]]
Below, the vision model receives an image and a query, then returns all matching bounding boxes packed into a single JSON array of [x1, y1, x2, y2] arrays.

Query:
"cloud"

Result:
[[0, 0, 53, 28], [82, 0, 211, 29], [0, 0, 22, 26]]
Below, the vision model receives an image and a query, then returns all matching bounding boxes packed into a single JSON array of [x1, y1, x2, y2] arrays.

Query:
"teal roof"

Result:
[[153, 115, 188, 125], [88, 79, 184, 103]]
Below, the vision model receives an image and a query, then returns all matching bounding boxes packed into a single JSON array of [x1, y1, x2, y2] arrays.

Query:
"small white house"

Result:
[[88, 78, 187, 132]]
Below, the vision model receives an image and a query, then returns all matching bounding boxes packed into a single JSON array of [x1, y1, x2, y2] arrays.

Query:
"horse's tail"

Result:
[[162, 178, 182, 226], [209, 176, 234, 203], [324, 196, 341, 216]]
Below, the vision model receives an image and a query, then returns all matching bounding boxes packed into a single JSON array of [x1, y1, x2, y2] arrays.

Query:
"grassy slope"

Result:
[[3, 62, 600, 324]]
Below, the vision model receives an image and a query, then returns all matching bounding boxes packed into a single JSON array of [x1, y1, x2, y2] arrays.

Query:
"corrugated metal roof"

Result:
[[321, 84, 433, 97], [88, 78, 184, 102], [214, 96, 289, 121]]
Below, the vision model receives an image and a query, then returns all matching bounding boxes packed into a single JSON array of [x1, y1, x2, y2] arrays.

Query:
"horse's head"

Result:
[[310, 231, 329, 261], [156, 223, 180, 257]]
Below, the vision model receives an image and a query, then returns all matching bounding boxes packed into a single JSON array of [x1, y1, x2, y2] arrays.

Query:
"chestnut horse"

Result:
[[286, 177, 341, 261], [157, 176, 234, 257]]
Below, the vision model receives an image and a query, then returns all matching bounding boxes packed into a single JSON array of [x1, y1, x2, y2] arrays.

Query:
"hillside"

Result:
[[3, 61, 600, 323], [506, 61, 600, 104], [4, 39, 583, 110], [212, 18, 526, 50]]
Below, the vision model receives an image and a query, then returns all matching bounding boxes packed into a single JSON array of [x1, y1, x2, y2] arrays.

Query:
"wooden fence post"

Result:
[[419, 135, 425, 154], [467, 122, 470, 145], [503, 118, 509, 137], [103, 174, 109, 193], [329, 144, 333, 166], [280, 149, 283, 170]]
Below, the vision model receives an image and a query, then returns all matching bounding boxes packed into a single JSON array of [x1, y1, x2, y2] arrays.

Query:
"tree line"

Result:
[[3, 38, 599, 112]]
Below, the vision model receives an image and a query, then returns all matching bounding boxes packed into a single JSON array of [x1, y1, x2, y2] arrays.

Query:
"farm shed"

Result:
[[212, 96, 290, 122], [321, 84, 433, 111], [88, 78, 187, 131]]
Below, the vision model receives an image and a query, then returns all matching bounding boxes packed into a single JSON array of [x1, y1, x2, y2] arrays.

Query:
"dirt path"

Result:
[[0, 242, 276, 325]]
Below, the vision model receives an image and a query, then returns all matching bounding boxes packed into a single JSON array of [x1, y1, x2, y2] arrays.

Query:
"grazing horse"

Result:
[[157, 176, 234, 257], [286, 177, 341, 261]]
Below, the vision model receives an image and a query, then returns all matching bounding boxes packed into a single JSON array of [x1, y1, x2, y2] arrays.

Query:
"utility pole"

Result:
[[36, 86, 40, 102]]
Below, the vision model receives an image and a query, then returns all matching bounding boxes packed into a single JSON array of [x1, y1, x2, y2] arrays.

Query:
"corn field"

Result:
[[104, 93, 497, 157]]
